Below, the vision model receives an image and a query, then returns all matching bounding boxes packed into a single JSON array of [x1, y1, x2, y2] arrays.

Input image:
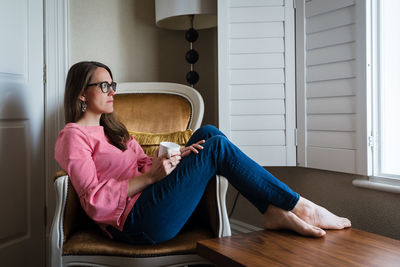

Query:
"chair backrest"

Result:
[[114, 82, 204, 132]]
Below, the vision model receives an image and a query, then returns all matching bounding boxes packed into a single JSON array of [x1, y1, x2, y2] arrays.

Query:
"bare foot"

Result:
[[263, 205, 326, 237], [292, 197, 351, 230]]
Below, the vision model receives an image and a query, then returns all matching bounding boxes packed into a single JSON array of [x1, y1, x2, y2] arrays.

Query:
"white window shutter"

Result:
[[296, 0, 371, 175], [218, 0, 296, 166]]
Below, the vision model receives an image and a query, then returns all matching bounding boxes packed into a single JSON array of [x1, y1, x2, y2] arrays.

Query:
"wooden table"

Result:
[[197, 229, 400, 266]]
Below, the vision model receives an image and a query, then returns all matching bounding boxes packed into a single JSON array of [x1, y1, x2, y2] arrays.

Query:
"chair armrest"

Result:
[[215, 175, 231, 237], [50, 174, 69, 267], [50, 173, 88, 267]]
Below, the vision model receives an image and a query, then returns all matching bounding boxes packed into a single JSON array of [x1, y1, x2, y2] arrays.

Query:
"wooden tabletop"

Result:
[[197, 228, 400, 266]]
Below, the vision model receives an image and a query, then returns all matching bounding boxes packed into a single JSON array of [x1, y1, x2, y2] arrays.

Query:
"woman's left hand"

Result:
[[180, 140, 205, 158]]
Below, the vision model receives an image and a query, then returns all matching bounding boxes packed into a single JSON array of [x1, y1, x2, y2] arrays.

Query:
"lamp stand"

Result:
[[185, 15, 199, 87]]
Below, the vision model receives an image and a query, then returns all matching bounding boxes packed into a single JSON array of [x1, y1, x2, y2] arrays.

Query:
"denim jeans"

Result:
[[107, 125, 299, 244]]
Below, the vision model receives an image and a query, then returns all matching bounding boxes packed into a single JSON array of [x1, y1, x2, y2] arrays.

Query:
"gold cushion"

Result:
[[129, 129, 193, 156]]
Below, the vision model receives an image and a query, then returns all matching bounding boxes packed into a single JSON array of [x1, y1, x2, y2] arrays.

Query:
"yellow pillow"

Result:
[[129, 129, 194, 156]]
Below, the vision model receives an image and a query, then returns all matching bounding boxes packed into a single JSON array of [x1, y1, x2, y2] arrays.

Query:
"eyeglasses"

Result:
[[86, 81, 117, 93]]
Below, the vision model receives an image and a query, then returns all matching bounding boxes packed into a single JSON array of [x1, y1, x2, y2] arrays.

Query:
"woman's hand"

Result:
[[127, 149, 181, 197], [127, 141, 204, 197], [180, 140, 205, 158], [147, 149, 181, 183]]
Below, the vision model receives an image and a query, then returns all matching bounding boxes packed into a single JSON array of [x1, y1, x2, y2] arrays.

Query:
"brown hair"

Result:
[[64, 61, 130, 150]]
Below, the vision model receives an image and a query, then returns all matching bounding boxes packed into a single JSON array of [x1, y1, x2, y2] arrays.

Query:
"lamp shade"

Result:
[[155, 0, 217, 30]]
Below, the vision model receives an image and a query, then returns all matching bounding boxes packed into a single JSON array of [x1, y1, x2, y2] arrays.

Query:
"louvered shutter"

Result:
[[218, 0, 296, 166]]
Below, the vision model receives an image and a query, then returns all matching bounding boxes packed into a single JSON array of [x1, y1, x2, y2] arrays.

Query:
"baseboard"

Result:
[[229, 218, 263, 235]]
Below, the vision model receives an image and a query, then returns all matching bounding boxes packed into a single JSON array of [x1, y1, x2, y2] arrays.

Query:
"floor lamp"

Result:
[[155, 0, 217, 88]]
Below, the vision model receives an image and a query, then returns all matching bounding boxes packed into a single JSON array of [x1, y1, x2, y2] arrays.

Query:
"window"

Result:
[[372, 0, 400, 181]]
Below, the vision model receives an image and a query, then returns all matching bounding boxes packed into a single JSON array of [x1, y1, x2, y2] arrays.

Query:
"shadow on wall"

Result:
[[193, 28, 218, 127], [129, 0, 218, 126], [126, 0, 186, 84]]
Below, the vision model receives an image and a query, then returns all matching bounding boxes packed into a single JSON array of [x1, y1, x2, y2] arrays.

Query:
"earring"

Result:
[[81, 101, 87, 112]]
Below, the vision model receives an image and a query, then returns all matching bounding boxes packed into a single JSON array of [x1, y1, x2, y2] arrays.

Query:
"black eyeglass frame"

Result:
[[86, 81, 117, 93]]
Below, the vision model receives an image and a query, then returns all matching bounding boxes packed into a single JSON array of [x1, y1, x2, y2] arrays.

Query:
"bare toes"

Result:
[[293, 197, 351, 230], [341, 218, 352, 228], [292, 213, 326, 237], [307, 225, 326, 237]]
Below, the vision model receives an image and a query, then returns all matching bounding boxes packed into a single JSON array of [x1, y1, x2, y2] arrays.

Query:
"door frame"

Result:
[[44, 0, 70, 264]]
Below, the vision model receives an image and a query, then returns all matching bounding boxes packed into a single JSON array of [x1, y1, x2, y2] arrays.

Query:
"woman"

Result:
[[55, 61, 351, 245]]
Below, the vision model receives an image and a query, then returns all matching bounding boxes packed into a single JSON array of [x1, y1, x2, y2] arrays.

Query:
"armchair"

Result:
[[50, 82, 231, 267]]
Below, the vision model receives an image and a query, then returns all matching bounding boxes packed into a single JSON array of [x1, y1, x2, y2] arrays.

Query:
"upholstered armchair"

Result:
[[50, 82, 231, 267]]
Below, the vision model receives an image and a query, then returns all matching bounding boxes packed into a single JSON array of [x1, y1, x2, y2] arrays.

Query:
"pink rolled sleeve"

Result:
[[135, 139, 153, 173]]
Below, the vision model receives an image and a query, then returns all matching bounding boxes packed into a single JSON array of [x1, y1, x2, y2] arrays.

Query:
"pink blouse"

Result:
[[55, 123, 153, 233]]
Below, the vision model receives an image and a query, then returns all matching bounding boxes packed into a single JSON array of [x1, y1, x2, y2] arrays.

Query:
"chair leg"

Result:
[[216, 175, 231, 237]]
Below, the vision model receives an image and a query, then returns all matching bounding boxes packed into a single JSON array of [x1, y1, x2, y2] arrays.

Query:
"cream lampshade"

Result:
[[155, 0, 217, 30], [155, 0, 217, 87]]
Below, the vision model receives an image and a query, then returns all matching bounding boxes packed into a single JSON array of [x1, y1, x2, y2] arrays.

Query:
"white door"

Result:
[[0, 0, 45, 266]]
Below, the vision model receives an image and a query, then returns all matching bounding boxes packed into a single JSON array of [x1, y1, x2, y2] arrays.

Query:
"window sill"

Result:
[[352, 179, 400, 194]]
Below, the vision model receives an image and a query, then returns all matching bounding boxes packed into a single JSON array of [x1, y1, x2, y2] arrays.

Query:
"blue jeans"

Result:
[[107, 125, 299, 244]]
